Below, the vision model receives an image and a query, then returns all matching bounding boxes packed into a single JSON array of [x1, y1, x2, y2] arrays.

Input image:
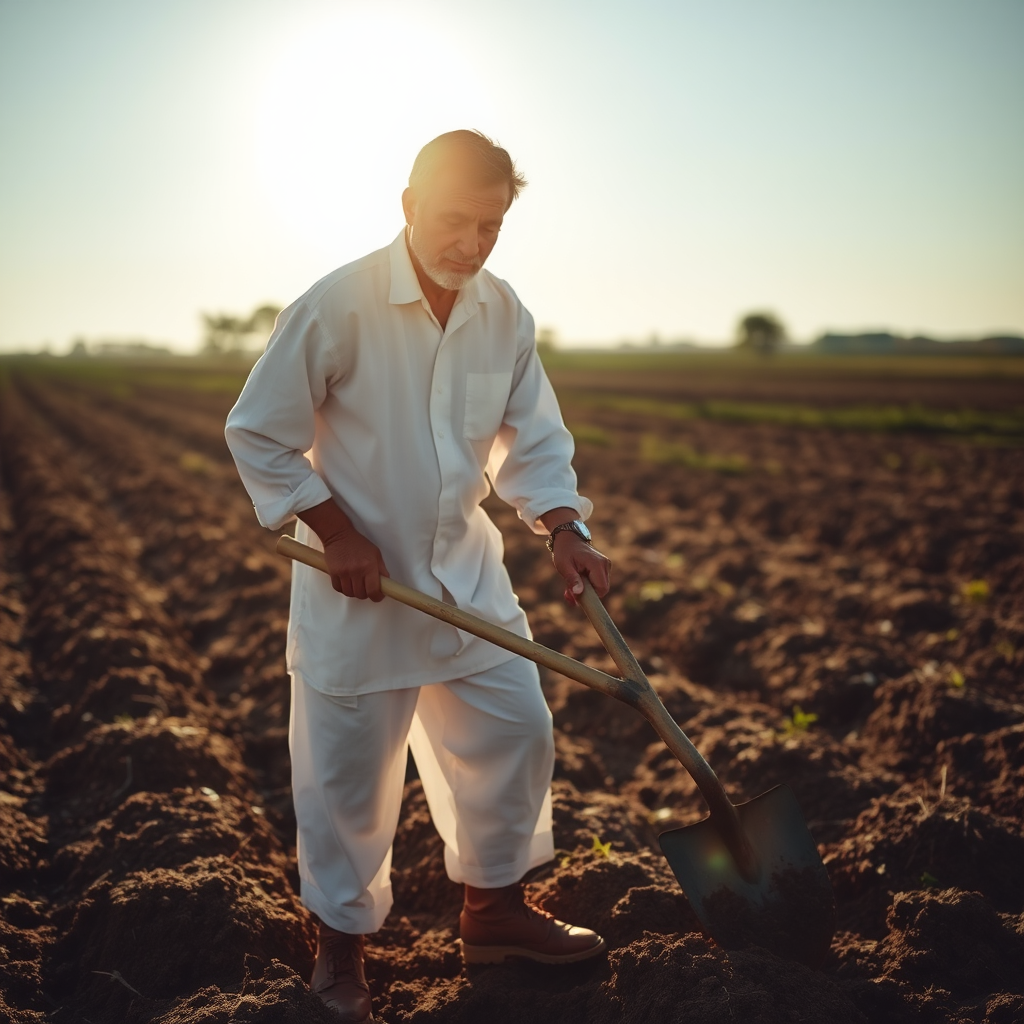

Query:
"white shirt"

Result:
[[225, 229, 592, 696]]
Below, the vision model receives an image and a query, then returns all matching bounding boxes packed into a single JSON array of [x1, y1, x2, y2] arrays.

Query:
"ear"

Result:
[[401, 187, 416, 227]]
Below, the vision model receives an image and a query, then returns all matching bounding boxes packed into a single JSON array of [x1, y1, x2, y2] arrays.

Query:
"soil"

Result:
[[702, 865, 837, 969], [1, 371, 1022, 1023]]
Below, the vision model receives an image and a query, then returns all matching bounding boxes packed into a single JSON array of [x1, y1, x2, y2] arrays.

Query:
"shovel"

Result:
[[276, 535, 836, 967]]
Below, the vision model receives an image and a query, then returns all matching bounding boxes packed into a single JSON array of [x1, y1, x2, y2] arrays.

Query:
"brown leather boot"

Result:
[[309, 922, 374, 1022], [459, 883, 607, 965]]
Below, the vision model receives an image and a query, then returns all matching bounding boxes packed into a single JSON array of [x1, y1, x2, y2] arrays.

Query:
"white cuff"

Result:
[[253, 473, 333, 531], [518, 491, 594, 535]]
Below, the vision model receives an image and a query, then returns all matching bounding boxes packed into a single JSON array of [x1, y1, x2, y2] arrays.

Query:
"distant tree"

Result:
[[736, 312, 786, 355], [201, 303, 282, 355], [248, 304, 281, 336], [535, 327, 558, 356]]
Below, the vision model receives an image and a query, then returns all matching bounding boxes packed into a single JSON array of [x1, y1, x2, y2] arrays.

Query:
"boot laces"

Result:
[[322, 935, 365, 986], [511, 884, 554, 924]]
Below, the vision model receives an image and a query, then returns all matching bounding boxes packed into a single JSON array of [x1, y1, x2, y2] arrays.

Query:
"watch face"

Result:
[[575, 519, 592, 542]]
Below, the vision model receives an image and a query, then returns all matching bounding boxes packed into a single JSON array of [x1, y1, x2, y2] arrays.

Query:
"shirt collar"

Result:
[[388, 228, 499, 307]]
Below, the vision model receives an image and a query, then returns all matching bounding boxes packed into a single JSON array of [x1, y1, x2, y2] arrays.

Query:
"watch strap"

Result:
[[546, 520, 592, 552]]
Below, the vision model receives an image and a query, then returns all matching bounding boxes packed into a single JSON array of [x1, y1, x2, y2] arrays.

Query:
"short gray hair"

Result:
[[409, 130, 527, 208]]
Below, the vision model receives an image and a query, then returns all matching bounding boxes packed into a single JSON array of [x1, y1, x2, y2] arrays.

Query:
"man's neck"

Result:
[[406, 234, 459, 330]]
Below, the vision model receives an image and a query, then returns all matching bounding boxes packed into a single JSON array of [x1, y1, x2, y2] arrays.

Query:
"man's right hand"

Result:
[[297, 499, 390, 602], [323, 528, 390, 601]]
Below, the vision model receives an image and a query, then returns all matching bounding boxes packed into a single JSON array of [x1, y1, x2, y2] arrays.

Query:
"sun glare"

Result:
[[253, 11, 497, 261]]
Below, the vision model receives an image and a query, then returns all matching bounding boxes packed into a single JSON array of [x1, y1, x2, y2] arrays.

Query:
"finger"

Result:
[[564, 568, 584, 598], [590, 560, 611, 597], [332, 574, 347, 595], [563, 585, 579, 607], [366, 566, 384, 603], [350, 576, 367, 601]]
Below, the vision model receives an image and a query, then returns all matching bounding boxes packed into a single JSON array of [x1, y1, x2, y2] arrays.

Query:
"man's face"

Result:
[[403, 170, 510, 291]]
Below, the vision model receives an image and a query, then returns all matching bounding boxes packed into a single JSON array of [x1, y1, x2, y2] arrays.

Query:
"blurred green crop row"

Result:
[[565, 392, 1024, 441]]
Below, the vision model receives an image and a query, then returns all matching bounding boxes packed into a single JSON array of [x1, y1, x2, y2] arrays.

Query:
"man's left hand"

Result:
[[551, 533, 612, 606]]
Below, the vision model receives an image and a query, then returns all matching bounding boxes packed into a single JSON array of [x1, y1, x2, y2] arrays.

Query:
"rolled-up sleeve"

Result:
[[486, 306, 593, 534], [224, 302, 338, 531]]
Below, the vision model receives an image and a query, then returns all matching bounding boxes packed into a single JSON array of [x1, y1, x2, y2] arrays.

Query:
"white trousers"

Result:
[[289, 657, 555, 934]]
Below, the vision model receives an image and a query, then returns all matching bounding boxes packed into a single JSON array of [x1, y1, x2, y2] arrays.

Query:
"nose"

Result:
[[455, 223, 480, 260]]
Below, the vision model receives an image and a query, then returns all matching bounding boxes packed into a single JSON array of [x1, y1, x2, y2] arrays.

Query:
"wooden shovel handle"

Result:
[[275, 535, 639, 706], [577, 580, 759, 879]]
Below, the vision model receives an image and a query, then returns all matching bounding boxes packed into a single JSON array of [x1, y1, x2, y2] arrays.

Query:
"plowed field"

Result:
[[1, 362, 1023, 1023]]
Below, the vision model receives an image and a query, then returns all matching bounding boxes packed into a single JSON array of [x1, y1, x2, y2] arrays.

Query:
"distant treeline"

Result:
[[812, 332, 1024, 356]]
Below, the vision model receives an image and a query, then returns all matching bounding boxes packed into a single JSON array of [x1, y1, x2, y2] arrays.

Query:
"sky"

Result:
[[1, 0, 1022, 353]]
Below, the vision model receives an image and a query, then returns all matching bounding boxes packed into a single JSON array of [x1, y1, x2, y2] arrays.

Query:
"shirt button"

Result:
[[437, 430, 445, 439]]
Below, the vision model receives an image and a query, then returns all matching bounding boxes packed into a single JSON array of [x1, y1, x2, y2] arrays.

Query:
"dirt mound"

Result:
[[0, 894, 49, 1022], [824, 788, 1024, 935], [148, 957, 342, 1023], [51, 857, 313, 1017], [0, 802, 46, 880], [50, 790, 288, 893], [880, 889, 1024, 1007], [45, 719, 250, 816], [602, 934, 866, 1024], [862, 672, 1020, 768]]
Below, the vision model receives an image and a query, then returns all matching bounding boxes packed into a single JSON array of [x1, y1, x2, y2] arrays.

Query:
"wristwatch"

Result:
[[546, 519, 592, 552]]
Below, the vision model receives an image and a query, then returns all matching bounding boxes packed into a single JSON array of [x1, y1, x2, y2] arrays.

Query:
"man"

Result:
[[225, 130, 611, 1022]]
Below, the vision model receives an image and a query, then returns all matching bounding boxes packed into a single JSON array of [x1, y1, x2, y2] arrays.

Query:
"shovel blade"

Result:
[[658, 784, 835, 967]]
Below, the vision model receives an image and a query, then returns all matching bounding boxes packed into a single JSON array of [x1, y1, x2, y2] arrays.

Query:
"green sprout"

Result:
[[591, 835, 612, 859], [962, 579, 990, 604], [995, 640, 1016, 661], [945, 628, 959, 642], [639, 580, 676, 603], [114, 713, 134, 727], [920, 871, 940, 888], [179, 451, 212, 475], [781, 705, 818, 737], [949, 668, 965, 689]]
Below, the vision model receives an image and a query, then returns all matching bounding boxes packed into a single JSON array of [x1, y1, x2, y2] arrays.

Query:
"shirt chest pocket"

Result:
[[463, 371, 513, 441]]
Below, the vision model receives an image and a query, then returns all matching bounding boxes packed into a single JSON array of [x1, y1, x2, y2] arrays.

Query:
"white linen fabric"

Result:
[[290, 657, 555, 934], [225, 229, 591, 696]]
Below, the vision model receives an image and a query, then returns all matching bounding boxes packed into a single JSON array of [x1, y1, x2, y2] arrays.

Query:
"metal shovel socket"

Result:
[[276, 535, 835, 966]]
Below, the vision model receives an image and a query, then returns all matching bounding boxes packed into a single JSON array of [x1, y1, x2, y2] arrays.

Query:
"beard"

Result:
[[408, 229, 482, 291]]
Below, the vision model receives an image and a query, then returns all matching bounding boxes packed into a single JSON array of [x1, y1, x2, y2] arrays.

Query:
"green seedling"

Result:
[[114, 713, 134, 727], [781, 705, 818, 738], [664, 553, 685, 569], [949, 668, 965, 689], [920, 871, 940, 888], [591, 835, 612, 859], [962, 579, 990, 603], [179, 451, 212, 475], [945, 628, 959, 642], [639, 580, 676, 603]]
